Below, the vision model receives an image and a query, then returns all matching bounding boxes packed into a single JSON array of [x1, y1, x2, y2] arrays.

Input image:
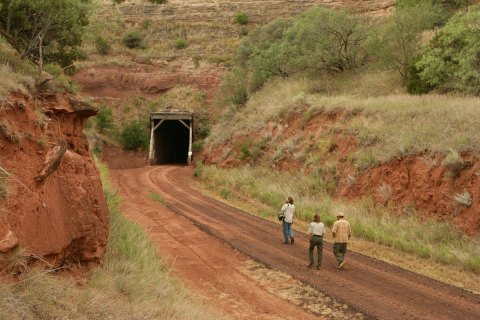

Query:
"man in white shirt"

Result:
[[308, 214, 324, 269]]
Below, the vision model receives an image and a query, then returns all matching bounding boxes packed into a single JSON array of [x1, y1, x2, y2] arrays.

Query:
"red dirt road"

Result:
[[111, 166, 480, 320]]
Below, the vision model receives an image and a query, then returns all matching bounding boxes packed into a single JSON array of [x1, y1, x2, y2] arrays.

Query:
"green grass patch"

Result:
[[149, 192, 167, 205]]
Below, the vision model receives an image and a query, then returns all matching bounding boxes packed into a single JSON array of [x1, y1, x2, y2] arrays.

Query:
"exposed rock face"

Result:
[[74, 67, 221, 101], [0, 93, 109, 268]]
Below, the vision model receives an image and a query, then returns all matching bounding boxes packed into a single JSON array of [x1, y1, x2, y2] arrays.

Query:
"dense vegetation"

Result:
[[221, 2, 479, 104]]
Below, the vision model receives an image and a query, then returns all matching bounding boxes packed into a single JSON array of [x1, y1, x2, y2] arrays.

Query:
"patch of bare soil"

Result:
[[73, 66, 221, 102], [111, 165, 480, 320], [100, 143, 148, 170]]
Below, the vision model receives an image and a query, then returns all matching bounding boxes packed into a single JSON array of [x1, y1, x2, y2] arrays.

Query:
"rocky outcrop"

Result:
[[0, 92, 109, 269]]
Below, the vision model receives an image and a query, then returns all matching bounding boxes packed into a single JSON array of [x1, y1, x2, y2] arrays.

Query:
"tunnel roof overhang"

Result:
[[150, 111, 193, 120]]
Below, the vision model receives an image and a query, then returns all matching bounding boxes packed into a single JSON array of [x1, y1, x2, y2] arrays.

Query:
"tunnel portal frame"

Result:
[[149, 111, 193, 166]]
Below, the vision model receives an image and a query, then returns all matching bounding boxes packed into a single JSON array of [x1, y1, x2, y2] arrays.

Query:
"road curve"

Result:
[[113, 165, 480, 320]]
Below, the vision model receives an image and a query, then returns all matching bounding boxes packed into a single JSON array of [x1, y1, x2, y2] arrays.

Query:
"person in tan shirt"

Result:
[[331, 211, 352, 269]]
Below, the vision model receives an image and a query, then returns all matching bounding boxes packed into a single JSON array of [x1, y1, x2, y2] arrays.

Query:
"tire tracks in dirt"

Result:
[[112, 166, 480, 320]]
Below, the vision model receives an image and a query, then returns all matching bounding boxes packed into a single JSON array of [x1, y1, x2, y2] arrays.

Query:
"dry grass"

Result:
[[206, 78, 480, 169], [0, 159, 223, 320]]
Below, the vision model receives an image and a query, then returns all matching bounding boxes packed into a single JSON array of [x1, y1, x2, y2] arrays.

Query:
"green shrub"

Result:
[[95, 36, 111, 55], [175, 38, 188, 49], [234, 12, 249, 25], [141, 19, 151, 30], [123, 32, 146, 49], [192, 53, 201, 68], [96, 107, 114, 133], [406, 61, 435, 94], [148, 0, 167, 3], [416, 9, 480, 94], [192, 140, 204, 152], [119, 119, 149, 151]]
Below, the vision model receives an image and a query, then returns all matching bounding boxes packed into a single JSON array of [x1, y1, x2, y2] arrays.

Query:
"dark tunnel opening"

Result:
[[152, 119, 190, 164]]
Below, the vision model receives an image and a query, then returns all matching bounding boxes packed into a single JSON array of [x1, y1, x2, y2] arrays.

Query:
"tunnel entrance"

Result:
[[149, 112, 193, 165]]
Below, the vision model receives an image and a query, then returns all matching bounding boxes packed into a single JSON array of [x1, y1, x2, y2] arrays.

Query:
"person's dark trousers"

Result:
[[333, 242, 347, 265], [309, 235, 323, 268]]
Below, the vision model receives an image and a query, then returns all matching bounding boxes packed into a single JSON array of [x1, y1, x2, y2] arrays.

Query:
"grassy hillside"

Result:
[[206, 78, 480, 170]]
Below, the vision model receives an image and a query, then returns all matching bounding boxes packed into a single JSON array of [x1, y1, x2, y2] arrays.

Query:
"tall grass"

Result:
[[0, 159, 221, 320], [206, 78, 480, 169], [197, 165, 480, 274]]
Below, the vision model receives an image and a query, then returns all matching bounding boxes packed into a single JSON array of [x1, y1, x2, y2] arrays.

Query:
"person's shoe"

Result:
[[316, 265, 321, 270], [338, 261, 346, 269], [282, 241, 289, 244], [307, 264, 314, 269], [290, 237, 294, 244]]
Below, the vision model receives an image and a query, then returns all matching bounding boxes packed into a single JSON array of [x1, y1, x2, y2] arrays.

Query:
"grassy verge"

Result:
[[194, 165, 480, 289], [0, 159, 220, 320]]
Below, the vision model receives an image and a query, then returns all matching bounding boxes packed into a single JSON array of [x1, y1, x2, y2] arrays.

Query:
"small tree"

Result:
[[373, 1, 445, 82], [0, 0, 90, 78]]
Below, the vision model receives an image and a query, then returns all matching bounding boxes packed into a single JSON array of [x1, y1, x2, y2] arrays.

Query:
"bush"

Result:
[[406, 61, 435, 94], [123, 32, 146, 49], [192, 53, 201, 68], [148, 0, 167, 3], [175, 38, 188, 49], [95, 36, 111, 55], [415, 8, 480, 94], [119, 119, 149, 151], [96, 107, 114, 133], [234, 12, 249, 25]]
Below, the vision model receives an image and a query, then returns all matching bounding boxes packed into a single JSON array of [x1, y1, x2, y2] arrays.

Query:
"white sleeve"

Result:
[[280, 204, 288, 212], [308, 224, 313, 234]]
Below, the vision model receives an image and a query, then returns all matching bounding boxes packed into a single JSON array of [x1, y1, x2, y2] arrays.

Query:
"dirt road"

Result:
[[111, 165, 480, 320]]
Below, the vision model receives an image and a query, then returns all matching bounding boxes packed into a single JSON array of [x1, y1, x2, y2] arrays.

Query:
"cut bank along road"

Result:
[[112, 165, 480, 320]]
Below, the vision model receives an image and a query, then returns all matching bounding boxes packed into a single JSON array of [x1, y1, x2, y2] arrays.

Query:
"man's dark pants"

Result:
[[333, 242, 347, 265]]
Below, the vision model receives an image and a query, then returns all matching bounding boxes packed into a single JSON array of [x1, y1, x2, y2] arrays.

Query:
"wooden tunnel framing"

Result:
[[149, 112, 193, 165]]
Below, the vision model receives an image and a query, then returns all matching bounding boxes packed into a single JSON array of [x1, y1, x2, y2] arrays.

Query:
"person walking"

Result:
[[280, 196, 295, 244], [332, 211, 352, 269], [307, 214, 324, 269]]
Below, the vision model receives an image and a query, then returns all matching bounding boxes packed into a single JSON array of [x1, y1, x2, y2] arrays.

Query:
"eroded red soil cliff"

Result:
[[0, 92, 109, 269]]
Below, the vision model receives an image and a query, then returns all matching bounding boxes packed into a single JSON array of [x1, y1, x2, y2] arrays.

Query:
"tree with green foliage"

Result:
[[372, 1, 445, 82], [236, 7, 368, 93], [415, 7, 480, 94], [0, 0, 90, 78]]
